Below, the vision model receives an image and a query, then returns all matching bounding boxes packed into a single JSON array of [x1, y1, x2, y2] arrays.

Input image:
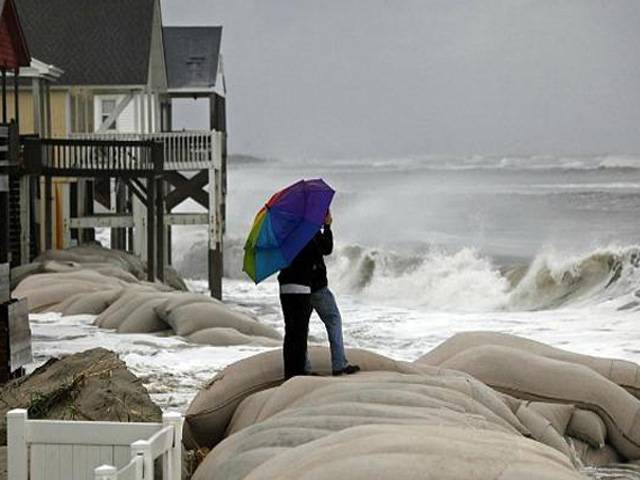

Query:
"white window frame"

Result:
[[100, 97, 119, 131]]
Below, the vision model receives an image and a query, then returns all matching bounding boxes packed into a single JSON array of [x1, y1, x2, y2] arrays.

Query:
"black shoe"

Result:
[[332, 364, 361, 376]]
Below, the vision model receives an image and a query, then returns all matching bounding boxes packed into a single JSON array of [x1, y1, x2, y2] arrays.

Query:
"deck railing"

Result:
[[7, 409, 183, 480], [22, 138, 162, 177], [72, 130, 221, 171]]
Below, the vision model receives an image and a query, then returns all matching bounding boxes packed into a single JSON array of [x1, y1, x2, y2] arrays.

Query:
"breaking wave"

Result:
[[326, 244, 640, 312], [173, 235, 640, 313]]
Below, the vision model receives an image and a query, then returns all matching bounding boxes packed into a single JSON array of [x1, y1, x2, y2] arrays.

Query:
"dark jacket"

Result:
[[277, 239, 316, 288], [277, 226, 333, 290], [310, 226, 333, 293]]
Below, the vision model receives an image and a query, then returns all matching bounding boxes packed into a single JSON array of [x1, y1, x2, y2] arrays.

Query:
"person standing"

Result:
[[309, 210, 360, 376], [278, 239, 316, 380]]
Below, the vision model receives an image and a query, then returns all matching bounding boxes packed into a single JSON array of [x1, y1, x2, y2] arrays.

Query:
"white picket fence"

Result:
[[6, 409, 183, 480]]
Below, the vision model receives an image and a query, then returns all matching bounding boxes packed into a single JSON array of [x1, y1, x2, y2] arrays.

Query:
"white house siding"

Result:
[[93, 93, 137, 133], [93, 92, 163, 134]]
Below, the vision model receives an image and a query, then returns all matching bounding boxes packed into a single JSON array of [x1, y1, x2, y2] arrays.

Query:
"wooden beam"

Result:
[[164, 213, 208, 225], [124, 178, 146, 205], [69, 215, 134, 229], [164, 170, 209, 210]]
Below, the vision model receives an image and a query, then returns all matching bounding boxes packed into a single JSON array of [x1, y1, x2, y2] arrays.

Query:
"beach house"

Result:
[[1, 0, 227, 297]]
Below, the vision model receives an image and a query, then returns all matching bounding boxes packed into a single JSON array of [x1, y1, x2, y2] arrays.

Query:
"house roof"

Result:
[[15, 0, 155, 86], [163, 26, 222, 91], [0, 0, 31, 69]]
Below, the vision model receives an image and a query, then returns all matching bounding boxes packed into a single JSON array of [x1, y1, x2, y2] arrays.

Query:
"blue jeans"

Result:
[[307, 287, 348, 372]]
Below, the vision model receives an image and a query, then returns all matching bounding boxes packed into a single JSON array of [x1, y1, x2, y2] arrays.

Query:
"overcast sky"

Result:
[[162, 0, 640, 159]]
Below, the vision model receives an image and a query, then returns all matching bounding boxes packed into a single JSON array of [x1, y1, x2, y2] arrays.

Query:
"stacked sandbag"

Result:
[[191, 373, 585, 480], [437, 344, 640, 460], [12, 268, 127, 312], [417, 331, 640, 398], [55, 288, 125, 316], [93, 289, 173, 332], [183, 347, 524, 451], [19, 243, 188, 291]]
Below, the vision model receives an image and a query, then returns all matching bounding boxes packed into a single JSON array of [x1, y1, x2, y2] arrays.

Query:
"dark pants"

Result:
[[280, 293, 312, 380]]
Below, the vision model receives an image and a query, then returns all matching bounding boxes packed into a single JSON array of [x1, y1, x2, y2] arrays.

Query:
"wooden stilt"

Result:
[[1, 68, 6, 124], [43, 176, 52, 251], [146, 175, 156, 282], [13, 68, 18, 129], [155, 176, 164, 282]]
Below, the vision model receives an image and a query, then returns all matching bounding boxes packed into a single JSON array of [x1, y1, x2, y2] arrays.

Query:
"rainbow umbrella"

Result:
[[243, 179, 335, 283]]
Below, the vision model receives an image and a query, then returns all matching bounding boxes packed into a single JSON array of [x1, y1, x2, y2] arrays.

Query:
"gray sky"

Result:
[[163, 0, 640, 159]]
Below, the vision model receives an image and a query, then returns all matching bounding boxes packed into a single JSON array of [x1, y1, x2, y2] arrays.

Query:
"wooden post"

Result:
[[208, 165, 222, 299], [18, 176, 29, 264], [7, 409, 28, 480], [156, 176, 164, 282], [32, 78, 41, 136], [146, 175, 155, 282], [44, 83, 52, 137], [208, 96, 226, 300], [43, 176, 52, 251], [13, 68, 19, 130], [112, 179, 126, 250], [1, 68, 6, 124], [0, 172, 9, 303]]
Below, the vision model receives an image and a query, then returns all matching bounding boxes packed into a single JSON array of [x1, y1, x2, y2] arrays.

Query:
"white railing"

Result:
[[6, 409, 182, 480], [71, 130, 222, 171]]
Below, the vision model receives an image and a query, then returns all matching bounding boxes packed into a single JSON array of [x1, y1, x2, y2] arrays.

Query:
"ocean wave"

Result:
[[326, 243, 640, 312], [259, 154, 640, 172], [173, 234, 640, 313]]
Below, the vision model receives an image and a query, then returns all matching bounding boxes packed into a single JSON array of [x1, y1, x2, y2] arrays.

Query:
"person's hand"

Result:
[[324, 210, 333, 226]]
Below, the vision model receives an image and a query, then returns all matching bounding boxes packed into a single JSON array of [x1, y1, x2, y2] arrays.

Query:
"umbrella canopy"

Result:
[[243, 179, 335, 283]]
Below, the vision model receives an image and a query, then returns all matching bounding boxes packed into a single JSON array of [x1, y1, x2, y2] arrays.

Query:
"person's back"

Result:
[[278, 241, 316, 379]]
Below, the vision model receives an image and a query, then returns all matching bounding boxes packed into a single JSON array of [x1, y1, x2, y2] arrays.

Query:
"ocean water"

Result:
[[27, 154, 640, 478], [175, 154, 640, 362]]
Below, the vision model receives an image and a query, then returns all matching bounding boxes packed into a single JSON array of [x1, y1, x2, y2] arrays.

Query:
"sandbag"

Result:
[[154, 292, 220, 322], [567, 437, 621, 467], [527, 402, 575, 435], [418, 331, 640, 397], [117, 297, 170, 334], [439, 344, 640, 460], [13, 280, 105, 312], [187, 328, 280, 347], [93, 266, 139, 283], [515, 403, 572, 458], [194, 374, 582, 480], [567, 409, 607, 449], [56, 288, 125, 316], [94, 289, 162, 329], [165, 302, 280, 339], [183, 348, 525, 450]]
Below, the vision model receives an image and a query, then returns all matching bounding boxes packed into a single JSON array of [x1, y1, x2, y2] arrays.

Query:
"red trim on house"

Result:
[[0, 0, 30, 69]]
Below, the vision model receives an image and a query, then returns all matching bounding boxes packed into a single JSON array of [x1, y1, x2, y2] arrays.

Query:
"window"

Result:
[[101, 99, 117, 130]]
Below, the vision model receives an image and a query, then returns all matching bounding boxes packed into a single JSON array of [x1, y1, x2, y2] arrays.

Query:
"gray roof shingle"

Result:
[[15, 0, 155, 86], [163, 26, 221, 90]]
